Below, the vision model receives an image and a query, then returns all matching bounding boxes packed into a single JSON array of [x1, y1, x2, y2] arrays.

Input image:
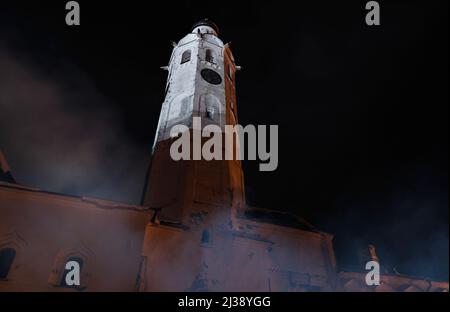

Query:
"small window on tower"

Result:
[[206, 108, 214, 120], [205, 49, 214, 63], [181, 50, 191, 64], [201, 229, 212, 247], [201, 230, 210, 244], [228, 66, 233, 81]]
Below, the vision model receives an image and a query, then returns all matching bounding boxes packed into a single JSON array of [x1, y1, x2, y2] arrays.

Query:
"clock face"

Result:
[[201, 68, 222, 85]]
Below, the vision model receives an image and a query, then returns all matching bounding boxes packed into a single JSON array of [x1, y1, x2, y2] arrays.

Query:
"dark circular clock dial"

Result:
[[201, 68, 222, 85]]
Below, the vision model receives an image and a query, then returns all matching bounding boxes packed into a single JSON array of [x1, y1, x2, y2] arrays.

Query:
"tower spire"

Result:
[[191, 18, 220, 36]]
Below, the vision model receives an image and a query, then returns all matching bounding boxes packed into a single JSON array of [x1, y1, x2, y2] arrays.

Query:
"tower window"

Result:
[[201, 230, 210, 244], [206, 108, 214, 120], [0, 248, 16, 279], [228, 66, 233, 81], [60, 256, 84, 288], [205, 49, 214, 63], [181, 50, 191, 64]]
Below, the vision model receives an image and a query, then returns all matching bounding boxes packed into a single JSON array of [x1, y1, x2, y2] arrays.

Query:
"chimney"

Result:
[[357, 242, 381, 270], [0, 150, 16, 183], [368, 244, 380, 263]]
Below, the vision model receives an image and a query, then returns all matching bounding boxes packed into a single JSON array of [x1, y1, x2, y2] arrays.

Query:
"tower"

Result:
[[142, 19, 245, 226]]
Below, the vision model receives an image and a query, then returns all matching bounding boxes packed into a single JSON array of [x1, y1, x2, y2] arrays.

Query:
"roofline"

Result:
[[241, 206, 323, 233], [0, 181, 153, 212], [339, 269, 450, 285]]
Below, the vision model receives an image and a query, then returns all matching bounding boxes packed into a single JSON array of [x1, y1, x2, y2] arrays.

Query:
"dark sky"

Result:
[[0, 1, 448, 280]]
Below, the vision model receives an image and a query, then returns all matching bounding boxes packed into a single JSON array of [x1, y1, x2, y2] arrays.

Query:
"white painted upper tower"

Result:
[[154, 19, 238, 144]]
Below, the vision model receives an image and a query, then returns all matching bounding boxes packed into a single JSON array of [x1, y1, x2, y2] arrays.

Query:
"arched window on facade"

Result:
[[181, 50, 191, 64], [49, 247, 94, 290], [60, 256, 84, 288], [205, 49, 215, 63], [0, 248, 16, 279]]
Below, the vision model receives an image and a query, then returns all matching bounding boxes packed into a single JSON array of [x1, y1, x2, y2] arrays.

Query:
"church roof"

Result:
[[242, 206, 317, 232]]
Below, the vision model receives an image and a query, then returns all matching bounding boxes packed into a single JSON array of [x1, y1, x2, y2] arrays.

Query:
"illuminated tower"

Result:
[[142, 19, 245, 227]]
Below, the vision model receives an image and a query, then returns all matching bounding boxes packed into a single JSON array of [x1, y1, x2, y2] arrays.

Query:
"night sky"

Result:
[[0, 1, 448, 280]]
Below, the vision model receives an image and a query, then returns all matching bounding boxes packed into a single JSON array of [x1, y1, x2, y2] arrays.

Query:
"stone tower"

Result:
[[142, 19, 245, 227]]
